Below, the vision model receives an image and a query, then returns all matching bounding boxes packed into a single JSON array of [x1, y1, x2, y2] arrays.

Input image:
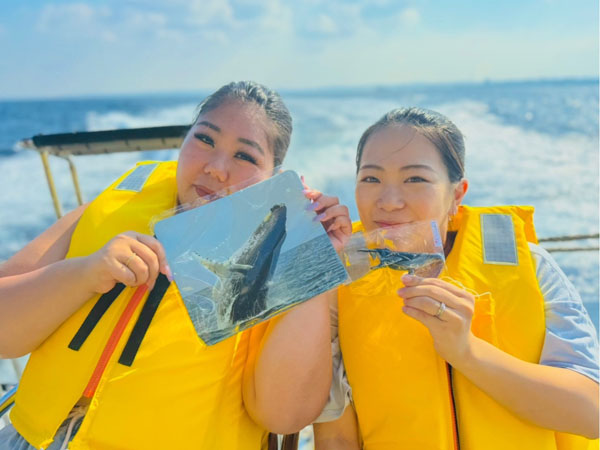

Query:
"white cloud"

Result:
[[155, 28, 185, 43], [334, 3, 365, 30], [9, 0, 594, 98], [300, 3, 366, 38], [128, 10, 167, 28], [35, 3, 189, 43], [258, 0, 294, 33], [201, 29, 230, 44], [37, 3, 109, 30], [36, 3, 115, 41], [310, 14, 338, 34], [123, 9, 185, 41], [398, 7, 420, 26], [363, 0, 395, 6], [187, 0, 236, 26]]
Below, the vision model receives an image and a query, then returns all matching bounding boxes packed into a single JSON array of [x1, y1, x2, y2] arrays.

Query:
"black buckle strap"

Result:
[[68, 275, 172, 367], [68, 283, 126, 351], [118, 274, 171, 367]]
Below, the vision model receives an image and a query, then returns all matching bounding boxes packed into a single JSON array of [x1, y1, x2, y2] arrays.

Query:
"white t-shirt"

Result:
[[315, 243, 599, 422]]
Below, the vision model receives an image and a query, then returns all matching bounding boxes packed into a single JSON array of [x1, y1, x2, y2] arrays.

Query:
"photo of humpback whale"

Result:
[[193, 204, 287, 327], [154, 170, 348, 345]]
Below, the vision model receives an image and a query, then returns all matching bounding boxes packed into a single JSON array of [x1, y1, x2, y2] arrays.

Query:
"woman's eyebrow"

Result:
[[195, 121, 264, 156], [196, 120, 220, 132], [238, 138, 265, 156], [400, 164, 435, 172], [360, 163, 435, 172], [359, 163, 384, 171]]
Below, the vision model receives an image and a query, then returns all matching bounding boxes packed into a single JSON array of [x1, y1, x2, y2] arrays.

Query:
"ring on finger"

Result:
[[434, 301, 447, 319], [124, 252, 137, 269]]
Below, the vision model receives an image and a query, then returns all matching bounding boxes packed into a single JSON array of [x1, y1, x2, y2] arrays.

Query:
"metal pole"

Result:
[[539, 233, 599, 242], [9, 359, 22, 380], [39, 151, 63, 218], [546, 247, 600, 252], [65, 155, 84, 206]]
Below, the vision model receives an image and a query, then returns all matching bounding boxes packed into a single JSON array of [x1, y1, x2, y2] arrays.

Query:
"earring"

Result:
[[448, 205, 457, 229]]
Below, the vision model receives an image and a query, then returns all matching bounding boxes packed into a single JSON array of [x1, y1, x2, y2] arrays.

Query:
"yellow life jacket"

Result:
[[11, 161, 269, 450], [338, 205, 597, 450]]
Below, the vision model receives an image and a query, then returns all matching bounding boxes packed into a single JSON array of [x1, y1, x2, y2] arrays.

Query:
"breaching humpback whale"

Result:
[[194, 204, 287, 327]]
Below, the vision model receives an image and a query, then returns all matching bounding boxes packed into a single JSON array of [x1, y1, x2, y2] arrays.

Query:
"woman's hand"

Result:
[[85, 231, 172, 294], [302, 178, 352, 252], [397, 274, 476, 365]]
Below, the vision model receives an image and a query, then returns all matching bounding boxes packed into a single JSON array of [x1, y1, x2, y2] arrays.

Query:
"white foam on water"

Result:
[[86, 103, 197, 130], [283, 97, 599, 317], [79, 98, 596, 238], [433, 100, 598, 237], [0, 151, 174, 259], [288, 98, 598, 237], [0, 96, 597, 322], [284, 96, 401, 220], [0, 104, 196, 260]]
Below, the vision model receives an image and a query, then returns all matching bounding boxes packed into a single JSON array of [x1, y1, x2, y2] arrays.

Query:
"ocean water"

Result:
[[1, 79, 597, 324], [0, 81, 598, 444]]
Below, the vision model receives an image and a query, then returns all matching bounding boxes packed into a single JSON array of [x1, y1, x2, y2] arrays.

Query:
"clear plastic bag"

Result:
[[340, 220, 446, 282]]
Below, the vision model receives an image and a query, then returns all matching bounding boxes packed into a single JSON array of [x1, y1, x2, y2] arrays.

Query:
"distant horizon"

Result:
[[1, 75, 598, 103]]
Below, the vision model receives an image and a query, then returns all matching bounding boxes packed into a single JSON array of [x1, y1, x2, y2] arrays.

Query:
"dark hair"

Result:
[[356, 107, 465, 182], [192, 81, 292, 167]]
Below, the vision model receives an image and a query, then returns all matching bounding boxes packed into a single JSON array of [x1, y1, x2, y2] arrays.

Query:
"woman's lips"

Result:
[[194, 185, 219, 201], [374, 221, 405, 229]]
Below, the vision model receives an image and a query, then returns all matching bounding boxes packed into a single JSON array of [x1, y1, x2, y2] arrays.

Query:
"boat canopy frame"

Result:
[[19, 125, 189, 218]]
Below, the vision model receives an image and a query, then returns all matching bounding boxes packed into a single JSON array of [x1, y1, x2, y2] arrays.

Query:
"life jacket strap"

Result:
[[118, 274, 171, 367], [68, 283, 126, 351]]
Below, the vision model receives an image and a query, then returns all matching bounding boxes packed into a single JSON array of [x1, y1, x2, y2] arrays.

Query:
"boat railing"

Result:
[[537, 234, 599, 252], [0, 359, 23, 427]]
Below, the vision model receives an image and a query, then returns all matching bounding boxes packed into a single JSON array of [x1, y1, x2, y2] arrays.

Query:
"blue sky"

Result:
[[0, 0, 598, 99]]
